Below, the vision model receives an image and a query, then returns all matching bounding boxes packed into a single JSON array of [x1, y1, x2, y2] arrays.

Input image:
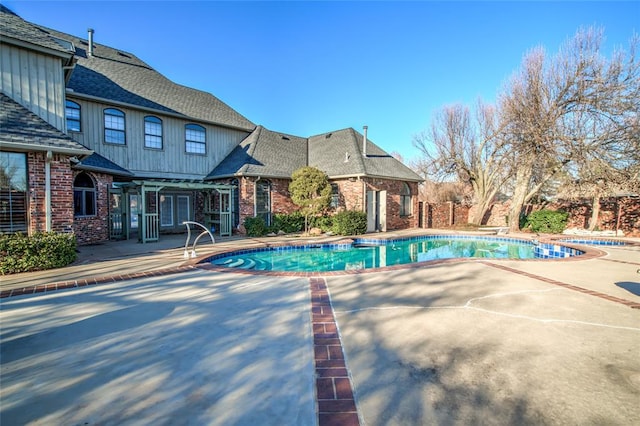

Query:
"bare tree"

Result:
[[499, 27, 639, 231], [413, 100, 507, 224]]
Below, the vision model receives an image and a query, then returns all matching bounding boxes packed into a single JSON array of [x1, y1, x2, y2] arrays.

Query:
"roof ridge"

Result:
[[348, 127, 367, 173], [238, 126, 262, 174]]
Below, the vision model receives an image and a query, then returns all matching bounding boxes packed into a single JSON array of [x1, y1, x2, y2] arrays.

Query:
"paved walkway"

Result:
[[1, 230, 639, 425]]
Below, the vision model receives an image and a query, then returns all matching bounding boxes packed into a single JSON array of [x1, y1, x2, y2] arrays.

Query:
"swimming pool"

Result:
[[207, 235, 585, 273]]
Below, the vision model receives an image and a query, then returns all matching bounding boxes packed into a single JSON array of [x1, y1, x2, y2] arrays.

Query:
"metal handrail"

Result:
[[183, 221, 215, 258]]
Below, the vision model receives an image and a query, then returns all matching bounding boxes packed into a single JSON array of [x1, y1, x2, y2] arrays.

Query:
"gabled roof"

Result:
[[0, 5, 74, 57], [206, 126, 307, 179], [309, 128, 423, 182], [0, 93, 91, 156], [207, 125, 423, 182], [35, 26, 255, 131]]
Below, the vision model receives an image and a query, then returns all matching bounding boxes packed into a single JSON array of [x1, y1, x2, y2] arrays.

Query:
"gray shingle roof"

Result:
[[206, 126, 307, 179], [309, 128, 423, 182], [208, 126, 423, 182], [0, 5, 74, 56], [0, 93, 91, 155], [75, 152, 133, 177], [35, 25, 255, 131]]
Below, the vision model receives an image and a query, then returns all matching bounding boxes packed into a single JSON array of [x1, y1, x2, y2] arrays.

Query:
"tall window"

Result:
[[177, 195, 190, 225], [255, 180, 271, 226], [185, 124, 206, 154], [400, 182, 412, 216], [65, 100, 81, 132], [0, 152, 28, 233], [74, 172, 96, 217], [330, 183, 340, 209], [160, 194, 174, 227], [144, 116, 163, 149], [104, 108, 125, 144]]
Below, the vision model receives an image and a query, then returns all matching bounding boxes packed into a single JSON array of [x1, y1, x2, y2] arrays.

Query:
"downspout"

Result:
[[45, 151, 53, 231], [254, 177, 261, 217]]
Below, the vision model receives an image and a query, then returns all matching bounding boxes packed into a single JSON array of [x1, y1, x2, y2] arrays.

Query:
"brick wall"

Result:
[[27, 152, 74, 234], [210, 176, 420, 232], [361, 178, 419, 230], [433, 197, 640, 236], [547, 197, 640, 236], [270, 178, 298, 215], [72, 171, 112, 245], [331, 178, 364, 211], [424, 202, 470, 229]]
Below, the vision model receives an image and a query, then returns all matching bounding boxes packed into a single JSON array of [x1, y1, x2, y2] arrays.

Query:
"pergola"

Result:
[[111, 179, 236, 243]]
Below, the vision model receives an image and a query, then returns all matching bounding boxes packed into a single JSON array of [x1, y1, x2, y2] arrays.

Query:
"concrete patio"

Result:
[[1, 230, 639, 425]]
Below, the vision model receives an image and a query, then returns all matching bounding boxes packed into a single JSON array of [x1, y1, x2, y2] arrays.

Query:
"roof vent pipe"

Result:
[[87, 28, 94, 56], [362, 125, 368, 157]]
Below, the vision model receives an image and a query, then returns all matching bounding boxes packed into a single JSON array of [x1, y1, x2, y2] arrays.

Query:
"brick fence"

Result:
[[422, 196, 640, 236]]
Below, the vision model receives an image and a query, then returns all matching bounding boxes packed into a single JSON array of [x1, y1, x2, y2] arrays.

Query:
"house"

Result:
[[207, 126, 422, 232], [1, 5, 423, 244]]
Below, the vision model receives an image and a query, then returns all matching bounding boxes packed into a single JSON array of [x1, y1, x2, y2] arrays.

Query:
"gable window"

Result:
[[104, 108, 125, 144], [185, 124, 206, 154], [330, 183, 340, 209], [400, 182, 412, 216], [65, 100, 81, 132], [74, 172, 96, 217], [144, 116, 163, 149], [0, 152, 28, 233]]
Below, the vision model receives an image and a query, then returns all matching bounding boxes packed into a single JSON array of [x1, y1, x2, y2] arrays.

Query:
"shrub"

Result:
[[271, 212, 305, 234], [310, 215, 333, 233], [289, 166, 332, 233], [0, 232, 77, 275], [332, 210, 367, 235], [244, 216, 268, 237], [523, 209, 569, 234]]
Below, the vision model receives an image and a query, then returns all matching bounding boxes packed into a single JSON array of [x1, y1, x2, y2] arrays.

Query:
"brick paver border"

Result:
[[310, 277, 361, 426], [0, 266, 196, 299], [482, 261, 640, 309]]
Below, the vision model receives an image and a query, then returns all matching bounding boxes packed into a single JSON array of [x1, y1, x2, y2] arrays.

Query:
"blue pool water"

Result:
[[208, 235, 585, 273]]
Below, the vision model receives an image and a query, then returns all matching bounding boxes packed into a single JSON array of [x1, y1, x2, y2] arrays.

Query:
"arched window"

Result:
[[255, 179, 271, 226], [74, 172, 96, 217], [104, 108, 126, 144], [144, 116, 163, 149], [400, 182, 412, 216], [185, 124, 206, 154], [65, 100, 81, 132]]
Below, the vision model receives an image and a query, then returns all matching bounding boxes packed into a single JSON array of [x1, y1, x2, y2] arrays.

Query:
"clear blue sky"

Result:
[[5, 1, 638, 162]]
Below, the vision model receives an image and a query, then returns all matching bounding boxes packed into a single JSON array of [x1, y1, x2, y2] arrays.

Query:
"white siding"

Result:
[[0, 44, 66, 131], [68, 98, 250, 179]]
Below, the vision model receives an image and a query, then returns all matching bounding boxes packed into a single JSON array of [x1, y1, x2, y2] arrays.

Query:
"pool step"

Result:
[[213, 256, 271, 271]]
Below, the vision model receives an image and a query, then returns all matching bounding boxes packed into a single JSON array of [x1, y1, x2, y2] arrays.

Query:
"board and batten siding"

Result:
[[0, 44, 66, 131], [68, 98, 251, 179]]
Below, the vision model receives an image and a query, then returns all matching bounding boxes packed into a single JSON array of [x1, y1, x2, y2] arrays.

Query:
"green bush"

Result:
[[332, 210, 367, 236], [271, 212, 305, 234], [244, 216, 268, 237], [523, 209, 569, 234], [310, 215, 333, 233], [0, 232, 77, 275]]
